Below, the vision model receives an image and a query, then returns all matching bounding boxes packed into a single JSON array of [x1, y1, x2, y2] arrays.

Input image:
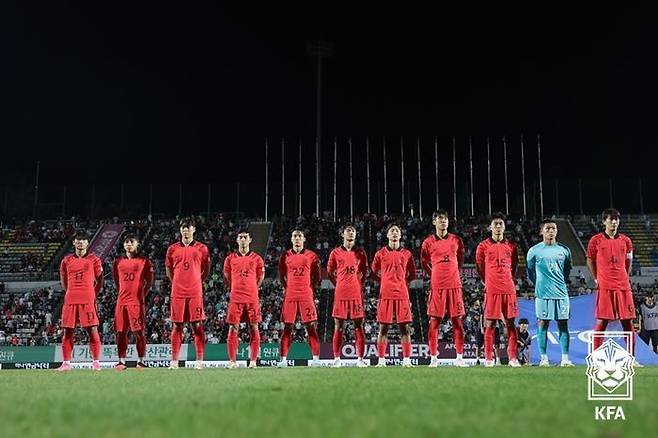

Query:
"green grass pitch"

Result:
[[1, 367, 656, 437]]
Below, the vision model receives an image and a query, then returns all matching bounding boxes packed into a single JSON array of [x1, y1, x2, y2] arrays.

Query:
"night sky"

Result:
[[2, 4, 657, 216]]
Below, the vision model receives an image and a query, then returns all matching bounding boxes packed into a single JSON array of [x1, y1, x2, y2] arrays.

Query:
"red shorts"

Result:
[[114, 304, 145, 332], [227, 301, 262, 325], [281, 299, 317, 324], [170, 296, 206, 323], [427, 288, 465, 318], [332, 299, 365, 320], [377, 298, 413, 324], [484, 294, 518, 320], [595, 289, 636, 320], [61, 303, 99, 328]]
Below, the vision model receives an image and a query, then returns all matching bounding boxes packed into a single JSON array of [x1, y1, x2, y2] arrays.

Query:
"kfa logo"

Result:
[[586, 332, 635, 401]]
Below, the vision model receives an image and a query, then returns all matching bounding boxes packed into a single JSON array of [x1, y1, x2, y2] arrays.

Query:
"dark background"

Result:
[[1, 3, 656, 217]]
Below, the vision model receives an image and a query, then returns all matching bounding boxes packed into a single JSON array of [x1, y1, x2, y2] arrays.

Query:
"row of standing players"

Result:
[[54, 207, 641, 370]]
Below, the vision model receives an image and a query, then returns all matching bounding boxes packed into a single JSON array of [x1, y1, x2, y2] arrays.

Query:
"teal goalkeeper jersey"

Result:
[[526, 242, 572, 299]]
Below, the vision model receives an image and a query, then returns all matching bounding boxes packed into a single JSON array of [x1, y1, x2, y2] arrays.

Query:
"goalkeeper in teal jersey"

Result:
[[526, 219, 574, 367]]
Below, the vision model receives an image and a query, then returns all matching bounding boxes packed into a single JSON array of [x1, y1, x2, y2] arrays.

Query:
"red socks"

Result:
[[193, 325, 206, 361], [280, 326, 293, 357], [171, 325, 183, 361], [249, 328, 260, 361], [89, 329, 101, 360], [506, 323, 517, 361], [355, 326, 365, 358], [593, 322, 607, 350], [401, 341, 411, 359], [451, 317, 464, 355], [333, 329, 343, 358], [116, 332, 128, 359], [484, 326, 495, 361], [306, 325, 320, 357], [428, 318, 440, 356], [377, 341, 387, 358], [62, 328, 74, 361], [227, 330, 239, 362], [621, 320, 636, 356], [135, 332, 146, 359]]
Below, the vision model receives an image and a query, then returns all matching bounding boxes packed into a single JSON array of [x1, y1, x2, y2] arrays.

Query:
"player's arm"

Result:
[[165, 246, 174, 283], [278, 252, 288, 289], [358, 250, 368, 286], [311, 253, 321, 289], [625, 237, 633, 276], [222, 255, 231, 288], [526, 247, 536, 285], [201, 245, 211, 282], [405, 252, 417, 284], [93, 257, 103, 294], [510, 243, 519, 277], [256, 256, 265, 289], [420, 239, 432, 277], [475, 243, 486, 283], [370, 252, 381, 283], [59, 258, 67, 291], [563, 246, 573, 280], [586, 237, 597, 283], [456, 236, 465, 272], [326, 251, 337, 286], [112, 259, 121, 294]]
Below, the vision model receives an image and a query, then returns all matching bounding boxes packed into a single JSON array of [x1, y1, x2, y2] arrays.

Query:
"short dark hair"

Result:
[[290, 228, 305, 236], [237, 228, 251, 237], [490, 212, 506, 222], [386, 222, 402, 233], [432, 210, 450, 220], [179, 217, 196, 228], [539, 218, 557, 230], [519, 318, 529, 325], [601, 208, 620, 222], [123, 233, 139, 243], [340, 223, 357, 234], [73, 231, 90, 241]]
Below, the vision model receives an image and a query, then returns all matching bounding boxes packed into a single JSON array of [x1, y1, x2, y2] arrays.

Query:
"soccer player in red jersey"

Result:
[[277, 229, 322, 367], [112, 234, 154, 370], [327, 224, 369, 368], [57, 231, 104, 371], [223, 229, 265, 369], [165, 218, 210, 370], [371, 223, 417, 367], [475, 212, 521, 367], [420, 210, 468, 367], [587, 208, 641, 366]]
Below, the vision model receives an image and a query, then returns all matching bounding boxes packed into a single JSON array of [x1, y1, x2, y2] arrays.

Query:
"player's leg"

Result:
[[225, 302, 242, 368], [333, 318, 345, 367], [192, 321, 206, 368], [447, 288, 467, 366], [556, 319, 573, 366], [134, 330, 147, 368], [86, 325, 102, 370], [304, 321, 321, 365], [278, 323, 294, 366], [376, 323, 389, 367], [650, 330, 658, 353], [57, 304, 76, 371], [537, 319, 550, 366], [169, 298, 186, 368], [427, 316, 440, 367], [451, 316, 466, 366], [483, 319, 496, 366], [399, 323, 413, 367], [353, 317, 367, 366], [248, 322, 261, 367], [593, 289, 615, 350], [115, 305, 129, 370], [505, 318, 520, 367], [592, 318, 609, 350]]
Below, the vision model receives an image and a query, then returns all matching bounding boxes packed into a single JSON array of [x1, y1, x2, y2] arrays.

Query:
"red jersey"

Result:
[[587, 232, 633, 291], [327, 246, 368, 300], [113, 255, 154, 305], [223, 251, 264, 303], [278, 248, 321, 301], [420, 233, 464, 290], [475, 238, 518, 295], [60, 253, 103, 305], [165, 240, 210, 298], [371, 246, 416, 299]]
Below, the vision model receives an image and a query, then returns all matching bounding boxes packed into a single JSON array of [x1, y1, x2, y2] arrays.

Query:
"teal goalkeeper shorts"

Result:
[[535, 297, 570, 321]]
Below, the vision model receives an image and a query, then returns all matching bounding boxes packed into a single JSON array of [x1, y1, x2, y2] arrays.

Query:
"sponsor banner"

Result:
[[70, 362, 118, 369], [188, 343, 311, 361], [640, 267, 658, 276], [55, 344, 186, 362], [319, 342, 479, 360], [0, 346, 55, 363], [88, 224, 124, 262], [185, 360, 248, 369]]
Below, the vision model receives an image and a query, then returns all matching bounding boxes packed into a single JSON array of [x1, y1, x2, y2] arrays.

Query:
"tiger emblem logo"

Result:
[[586, 338, 635, 398]]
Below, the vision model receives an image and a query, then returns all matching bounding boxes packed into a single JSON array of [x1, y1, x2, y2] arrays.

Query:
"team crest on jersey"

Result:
[[586, 332, 635, 400]]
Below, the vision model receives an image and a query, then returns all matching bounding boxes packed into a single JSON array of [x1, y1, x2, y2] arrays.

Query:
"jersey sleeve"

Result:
[[358, 249, 368, 281], [93, 256, 103, 277], [420, 238, 431, 277], [626, 236, 633, 257], [406, 251, 417, 282], [257, 255, 265, 279], [370, 251, 381, 281], [456, 236, 465, 271], [59, 257, 68, 284], [222, 254, 231, 278], [112, 259, 120, 288], [586, 235, 598, 260], [201, 245, 211, 279], [563, 245, 572, 278], [310, 251, 321, 287], [165, 245, 174, 269], [278, 252, 288, 287], [510, 243, 519, 277], [475, 242, 486, 280]]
